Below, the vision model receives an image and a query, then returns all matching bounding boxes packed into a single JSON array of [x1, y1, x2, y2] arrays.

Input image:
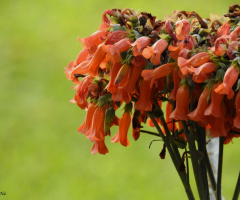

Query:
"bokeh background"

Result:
[[1, 0, 240, 199]]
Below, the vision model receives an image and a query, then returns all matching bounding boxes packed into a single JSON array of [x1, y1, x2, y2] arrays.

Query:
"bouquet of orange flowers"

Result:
[[65, 4, 240, 200]]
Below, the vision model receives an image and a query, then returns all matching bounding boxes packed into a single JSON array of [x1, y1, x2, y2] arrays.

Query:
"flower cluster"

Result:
[[66, 5, 240, 154]]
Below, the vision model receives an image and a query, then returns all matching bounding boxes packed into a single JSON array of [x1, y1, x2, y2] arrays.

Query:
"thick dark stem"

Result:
[[181, 120, 207, 200], [216, 137, 224, 200], [148, 113, 195, 200], [195, 123, 210, 200]]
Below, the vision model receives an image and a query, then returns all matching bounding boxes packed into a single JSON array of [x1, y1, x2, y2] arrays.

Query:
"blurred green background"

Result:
[[1, 0, 240, 199]]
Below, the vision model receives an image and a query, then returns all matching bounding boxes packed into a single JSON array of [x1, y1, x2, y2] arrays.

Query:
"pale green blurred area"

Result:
[[1, 0, 240, 199]]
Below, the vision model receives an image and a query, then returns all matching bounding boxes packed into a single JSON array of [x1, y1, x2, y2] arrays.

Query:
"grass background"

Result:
[[1, 0, 240, 199]]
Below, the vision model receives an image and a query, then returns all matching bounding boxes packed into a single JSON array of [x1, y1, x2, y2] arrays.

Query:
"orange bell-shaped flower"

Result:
[[135, 80, 153, 111], [131, 36, 151, 56], [78, 103, 98, 134], [204, 83, 224, 118], [141, 63, 175, 88], [91, 140, 109, 155], [111, 112, 131, 146], [169, 84, 190, 121], [214, 65, 239, 99], [142, 39, 168, 65], [188, 87, 210, 127]]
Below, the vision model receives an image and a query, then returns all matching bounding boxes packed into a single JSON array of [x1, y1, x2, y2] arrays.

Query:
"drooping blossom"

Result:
[[208, 104, 229, 137], [91, 140, 109, 155], [141, 63, 175, 88], [214, 21, 230, 40], [191, 62, 217, 83], [78, 103, 98, 134], [169, 84, 190, 121], [122, 56, 148, 93], [210, 37, 228, 57], [79, 30, 106, 53], [131, 36, 152, 56], [188, 87, 210, 127], [73, 76, 93, 109], [178, 52, 210, 68], [214, 65, 239, 99], [111, 111, 131, 146], [135, 80, 153, 111], [204, 83, 224, 118], [103, 38, 132, 63], [85, 106, 106, 142], [142, 39, 168, 65]]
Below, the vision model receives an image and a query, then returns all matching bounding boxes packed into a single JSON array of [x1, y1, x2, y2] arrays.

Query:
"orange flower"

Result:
[[234, 91, 240, 129], [178, 52, 210, 76], [91, 140, 109, 155], [85, 106, 106, 142], [168, 44, 181, 60], [214, 65, 239, 99], [79, 30, 107, 52], [168, 36, 196, 60], [175, 19, 191, 40], [105, 62, 122, 94], [210, 37, 228, 57], [105, 30, 128, 45], [169, 84, 190, 121], [204, 83, 224, 118], [164, 20, 177, 41], [208, 104, 229, 137], [142, 39, 168, 65], [103, 38, 132, 63], [141, 63, 175, 88], [135, 80, 153, 111], [188, 87, 210, 127], [122, 56, 148, 93], [78, 103, 97, 133], [111, 112, 131, 146], [87, 44, 107, 77], [214, 22, 230, 40], [131, 36, 152, 56], [191, 62, 217, 83], [111, 86, 131, 103], [178, 52, 210, 68], [73, 76, 93, 109], [98, 10, 114, 31], [230, 26, 240, 41]]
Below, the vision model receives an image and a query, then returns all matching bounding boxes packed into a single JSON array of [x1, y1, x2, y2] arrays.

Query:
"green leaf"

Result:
[[98, 94, 111, 107]]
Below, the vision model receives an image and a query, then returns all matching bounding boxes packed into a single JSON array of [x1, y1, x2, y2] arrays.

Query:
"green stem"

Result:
[[148, 113, 195, 200], [181, 120, 207, 200], [158, 108, 182, 164], [216, 137, 224, 200], [194, 123, 210, 199], [232, 171, 240, 200]]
